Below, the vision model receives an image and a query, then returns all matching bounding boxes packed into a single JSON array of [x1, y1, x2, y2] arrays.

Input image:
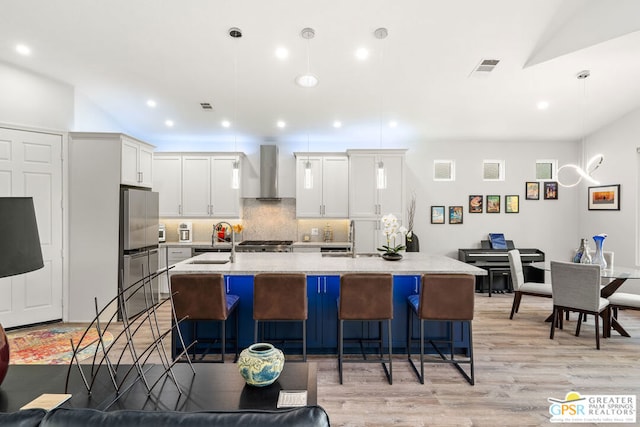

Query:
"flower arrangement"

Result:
[[377, 213, 407, 255]]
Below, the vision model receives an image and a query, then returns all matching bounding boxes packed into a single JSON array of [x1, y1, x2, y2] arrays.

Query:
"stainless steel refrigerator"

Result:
[[119, 187, 159, 319]]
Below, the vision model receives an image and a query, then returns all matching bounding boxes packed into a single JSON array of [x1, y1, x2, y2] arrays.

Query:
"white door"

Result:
[[349, 154, 377, 218], [295, 157, 322, 217], [153, 155, 182, 216], [0, 128, 63, 328], [120, 137, 140, 186], [377, 155, 404, 220], [181, 155, 210, 216], [211, 156, 240, 217], [138, 144, 154, 188], [322, 156, 349, 217]]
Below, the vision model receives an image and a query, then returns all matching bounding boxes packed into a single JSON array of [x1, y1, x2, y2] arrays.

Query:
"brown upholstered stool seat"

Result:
[[407, 274, 475, 385], [253, 273, 308, 361], [171, 273, 239, 362], [338, 273, 393, 385]]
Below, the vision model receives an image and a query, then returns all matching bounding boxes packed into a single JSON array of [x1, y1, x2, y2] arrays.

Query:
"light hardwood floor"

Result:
[[11, 292, 640, 426]]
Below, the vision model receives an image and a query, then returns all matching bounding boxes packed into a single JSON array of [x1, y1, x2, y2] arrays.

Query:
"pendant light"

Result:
[[375, 27, 388, 190], [304, 136, 313, 189], [296, 28, 318, 88], [557, 70, 604, 187], [230, 27, 242, 190]]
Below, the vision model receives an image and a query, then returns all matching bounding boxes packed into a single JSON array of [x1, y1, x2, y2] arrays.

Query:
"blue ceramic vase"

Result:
[[592, 234, 607, 269], [238, 343, 284, 387]]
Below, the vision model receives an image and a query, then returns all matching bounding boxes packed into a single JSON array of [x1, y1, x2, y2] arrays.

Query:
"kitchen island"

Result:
[[168, 252, 486, 356]]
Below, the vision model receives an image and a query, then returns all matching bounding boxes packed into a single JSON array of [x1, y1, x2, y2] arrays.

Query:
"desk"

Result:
[[0, 362, 317, 413], [531, 262, 640, 337]]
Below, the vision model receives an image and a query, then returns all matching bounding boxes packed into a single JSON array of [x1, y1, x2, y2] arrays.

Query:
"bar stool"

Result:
[[338, 273, 393, 385], [170, 273, 239, 362], [253, 273, 307, 361], [407, 274, 475, 385]]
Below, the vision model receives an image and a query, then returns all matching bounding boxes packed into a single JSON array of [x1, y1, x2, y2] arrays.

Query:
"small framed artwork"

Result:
[[588, 184, 620, 210], [468, 195, 483, 213], [525, 182, 539, 200], [544, 181, 558, 200], [486, 195, 501, 213], [505, 195, 519, 213], [431, 206, 445, 224], [449, 206, 463, 224]]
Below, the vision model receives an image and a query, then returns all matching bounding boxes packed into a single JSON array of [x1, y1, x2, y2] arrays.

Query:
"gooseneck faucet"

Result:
[[213, 221, 236, 263]]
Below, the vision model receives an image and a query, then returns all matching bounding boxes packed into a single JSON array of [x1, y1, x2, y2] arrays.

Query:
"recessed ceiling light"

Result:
[[146, 99, 157, 108], [388, 121, 398, 128], [165, 120, 174, 127], [275, 47, 289, 59], [222, 120, 231, 128], [276, 120, 286, 129], [537, 101, 549, 110], [333, 121, 342, 128], [15, 44, 31, 56], [355, 48, 369, 60], [295, 74, 319, 88]]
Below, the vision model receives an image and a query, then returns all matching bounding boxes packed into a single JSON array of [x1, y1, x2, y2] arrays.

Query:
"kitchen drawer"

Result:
[[167, 247, 192, 263]]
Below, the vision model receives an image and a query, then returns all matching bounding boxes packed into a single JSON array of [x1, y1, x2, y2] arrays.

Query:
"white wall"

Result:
[[73, 92, 126, 132], [0, 62, 73, 130], [582, 107, 640, 292]]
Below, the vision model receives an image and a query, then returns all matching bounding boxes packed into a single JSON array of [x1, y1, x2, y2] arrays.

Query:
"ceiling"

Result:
[[2, 0, 640, 148]]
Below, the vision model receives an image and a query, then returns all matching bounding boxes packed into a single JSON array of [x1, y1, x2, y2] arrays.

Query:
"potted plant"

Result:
[[377, 214, 406, 261]]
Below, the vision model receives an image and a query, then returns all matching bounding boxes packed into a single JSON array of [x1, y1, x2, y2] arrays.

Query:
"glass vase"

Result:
[[592, 234, 607, 270], [573, 238, 588, 263]]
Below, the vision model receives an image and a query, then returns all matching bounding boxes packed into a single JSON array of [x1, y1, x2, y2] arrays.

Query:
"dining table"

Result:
[[531, 261, 640, 337]]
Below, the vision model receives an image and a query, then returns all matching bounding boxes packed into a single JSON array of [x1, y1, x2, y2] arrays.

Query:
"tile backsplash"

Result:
[[160, 198, 349, 243]]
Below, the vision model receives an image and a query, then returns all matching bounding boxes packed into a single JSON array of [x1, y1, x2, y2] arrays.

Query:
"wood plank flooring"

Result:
[[9, 292, 640, 426]]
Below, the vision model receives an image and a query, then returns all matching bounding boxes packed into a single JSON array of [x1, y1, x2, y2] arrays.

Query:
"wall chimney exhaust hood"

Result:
[[258, 144, 281, 201]]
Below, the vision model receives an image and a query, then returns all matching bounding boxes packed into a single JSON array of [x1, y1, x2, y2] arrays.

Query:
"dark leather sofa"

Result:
[[0, 406, 331, 427]]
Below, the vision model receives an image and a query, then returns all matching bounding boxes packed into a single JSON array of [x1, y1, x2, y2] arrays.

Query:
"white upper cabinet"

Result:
[[348, 150, 405, 220], [153, 153, 241, 218], [121, 136, 154, 188], [153, 155, 182, 216], [295, 154, 348, 218]]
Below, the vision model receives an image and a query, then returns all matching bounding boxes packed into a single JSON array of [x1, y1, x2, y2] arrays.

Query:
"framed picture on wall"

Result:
[[525, 182, 539, 200], [486, 195, 500, 213], [431, 206, 445, 224], [468, 195, 483, 213], [449, 206, 463, 224], [588, 184, 620, 210], [505, 195, 519, 213], [544, 181, 558, 200]]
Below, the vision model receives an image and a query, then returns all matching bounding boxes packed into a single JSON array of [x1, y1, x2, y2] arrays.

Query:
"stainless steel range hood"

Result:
[[258, 144, 281, 201]]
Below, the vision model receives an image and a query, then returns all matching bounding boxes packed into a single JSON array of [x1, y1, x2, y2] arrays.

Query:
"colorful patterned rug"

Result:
[[7, 326, 114, 365]]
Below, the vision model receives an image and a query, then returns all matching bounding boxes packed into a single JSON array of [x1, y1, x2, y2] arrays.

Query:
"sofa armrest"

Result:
[[41, 406, 330, 427]]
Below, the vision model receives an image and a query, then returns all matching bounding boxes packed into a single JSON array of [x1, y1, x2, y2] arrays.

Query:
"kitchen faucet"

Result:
[[213, 221, 235, 263]]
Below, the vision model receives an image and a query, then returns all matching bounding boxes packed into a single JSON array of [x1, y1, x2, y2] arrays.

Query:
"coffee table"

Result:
[[0, 362, 317, 413]]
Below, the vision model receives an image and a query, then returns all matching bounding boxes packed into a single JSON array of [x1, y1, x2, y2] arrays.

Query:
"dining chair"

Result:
[[170, 273, 240, 362], [338, 273, 393, 385], [549, 261, 610, 350], [507, 250, 553, 319], [606, 292, 640, 337], [253, 273, 308, 361]]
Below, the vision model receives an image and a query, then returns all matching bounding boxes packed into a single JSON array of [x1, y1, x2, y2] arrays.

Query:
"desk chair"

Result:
[[338, 273, 393, 385], [253, 273, 308, 361], [407, 274, 475, 385], [508, 250, 553, 319], [170, 274, 239, 362], [550, 261, 610, 350]]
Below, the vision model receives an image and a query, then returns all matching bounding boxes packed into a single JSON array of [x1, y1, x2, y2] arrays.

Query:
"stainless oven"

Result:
[[235, 240, 293, 252]]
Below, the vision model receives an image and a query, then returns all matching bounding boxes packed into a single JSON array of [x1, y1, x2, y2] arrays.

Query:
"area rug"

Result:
[[7, 326, 114, 365]]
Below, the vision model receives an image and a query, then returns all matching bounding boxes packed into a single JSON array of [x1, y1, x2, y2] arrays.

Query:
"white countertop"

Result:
[[170, 252, 487, 276]]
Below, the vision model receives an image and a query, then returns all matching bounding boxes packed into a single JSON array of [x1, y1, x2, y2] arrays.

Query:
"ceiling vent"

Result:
[[470, 59, 500, 76], [200, 102, 213, 111]]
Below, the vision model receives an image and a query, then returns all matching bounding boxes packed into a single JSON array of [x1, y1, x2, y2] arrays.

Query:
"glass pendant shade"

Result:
[[231, 160, 240, 189], [304, 161, 313, 189], [376, 161, 387, 189]]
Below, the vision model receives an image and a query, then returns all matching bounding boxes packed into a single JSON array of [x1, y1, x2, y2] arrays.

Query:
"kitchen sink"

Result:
[[188, 259, 230, 264], [321, 252, 379, 258]]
